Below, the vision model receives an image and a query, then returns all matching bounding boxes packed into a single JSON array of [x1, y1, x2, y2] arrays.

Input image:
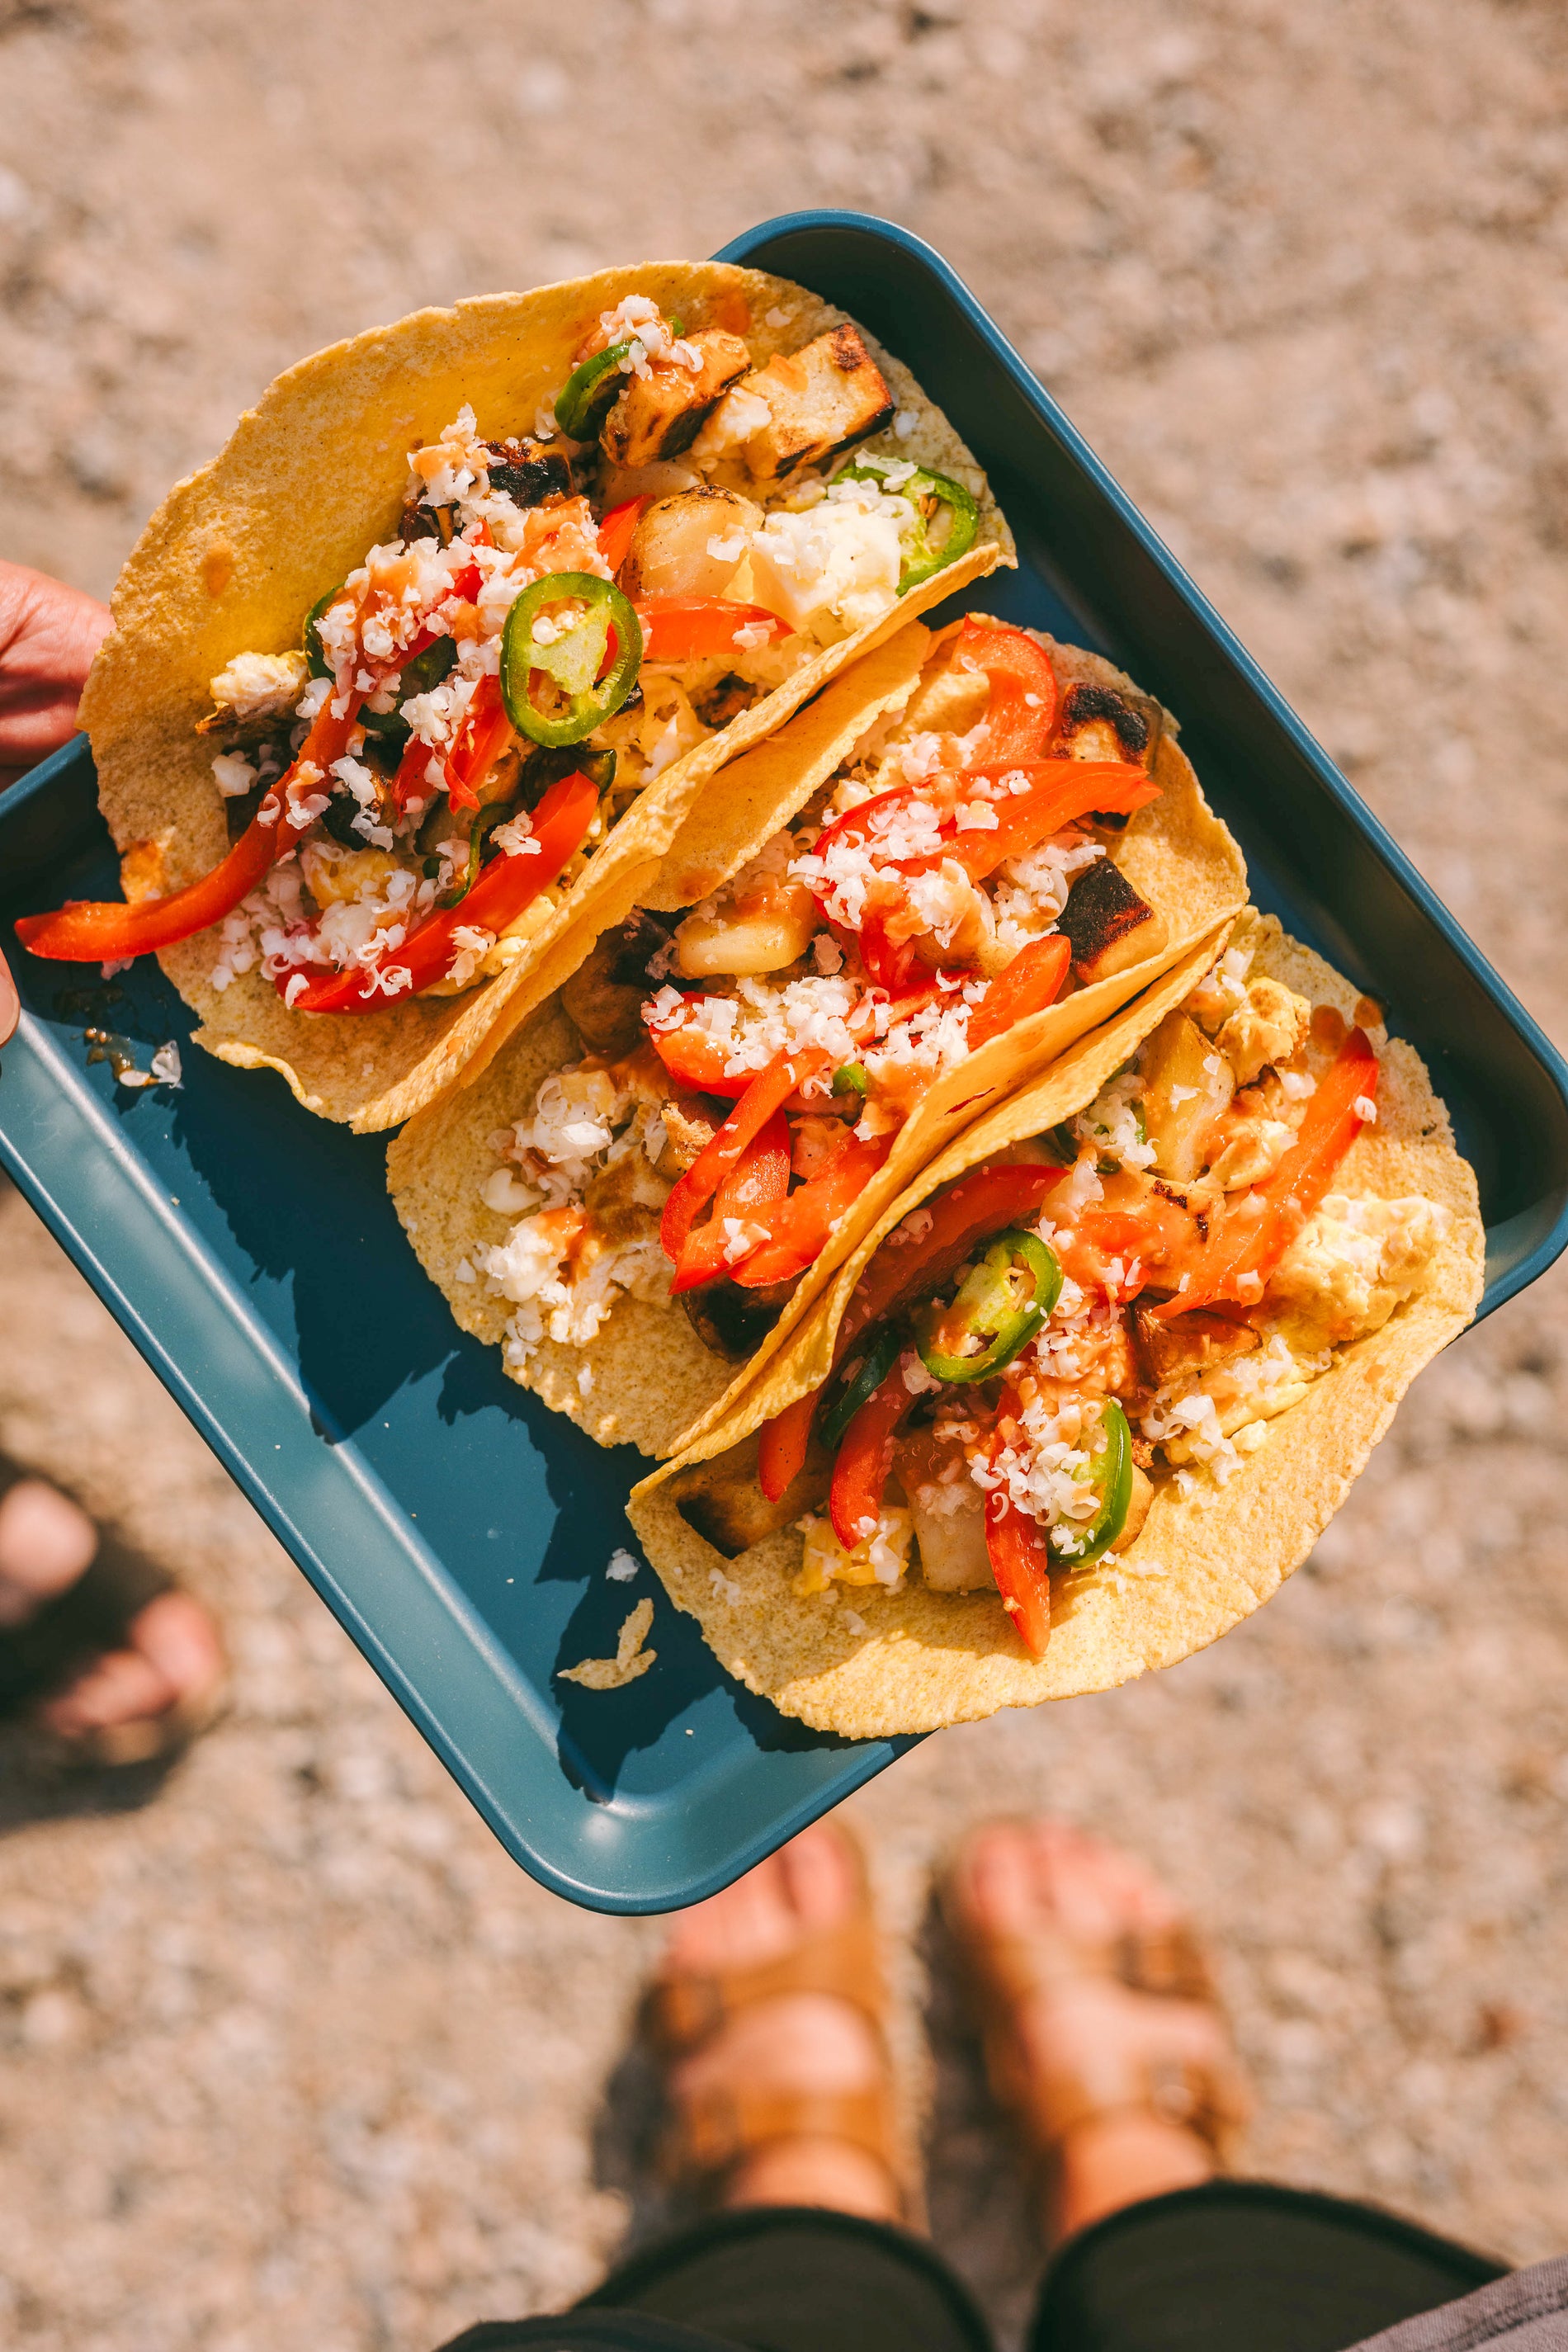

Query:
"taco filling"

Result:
[[18, 295, 982, 1005], [670, 935, 1450, 1657], [469, 618, 1178, 1368]]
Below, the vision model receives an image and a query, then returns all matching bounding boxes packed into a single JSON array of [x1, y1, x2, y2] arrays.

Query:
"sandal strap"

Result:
[[961, 1921, 1214, 2011], [646, 1913, 886, 2055], [664, 2080, 902, 2184], [985, 2022, 1251, 2170]]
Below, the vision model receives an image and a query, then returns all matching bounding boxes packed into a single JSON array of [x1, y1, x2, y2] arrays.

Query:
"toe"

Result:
[[0, 1479, 98, 1619], [953, 1819, 1045, 1939], [664, 1821, 858, 1978], [782, 1820, 859, 1933], [127, 1592, 225, 1706], [39, 1645, 178, 1736]]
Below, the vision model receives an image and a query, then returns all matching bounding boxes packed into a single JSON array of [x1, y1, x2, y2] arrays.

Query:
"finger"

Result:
[[0, 946, 17, 1051]]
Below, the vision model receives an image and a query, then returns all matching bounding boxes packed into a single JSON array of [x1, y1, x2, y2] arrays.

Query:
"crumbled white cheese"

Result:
[[209, 648, 309, 720], [211, 750, 259, 798]]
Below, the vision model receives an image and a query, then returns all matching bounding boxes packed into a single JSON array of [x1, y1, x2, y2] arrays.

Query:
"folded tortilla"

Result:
[[386, 622, 1247, 1461], [78, 261, 1008, 1132], [626, 914, 1485, 1737]]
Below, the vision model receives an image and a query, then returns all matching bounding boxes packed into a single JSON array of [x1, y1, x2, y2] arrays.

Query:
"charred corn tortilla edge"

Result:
[[80, 260, 1012, 1133], [626, 913, 1485, 1736]]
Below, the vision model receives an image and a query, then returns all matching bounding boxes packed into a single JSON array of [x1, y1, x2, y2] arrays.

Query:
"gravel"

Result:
[[3, 1, 1568, 2345]]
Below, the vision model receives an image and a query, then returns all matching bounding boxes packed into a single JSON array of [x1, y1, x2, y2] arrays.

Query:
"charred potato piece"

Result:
[[1128, 1301, 1260, 1390], [1122, 1463, 1155, 1547], [560, 909, 677, 1056], [739, 324, 895, 480], [681, 1277, 794, 1363], [618, 484, 759, 598], [399, 498, 455, 545], [560, 941, 648, 1057], [601, 328, 752, 468], [668, 1431, 829, 1558], [1056, 860, 1169, 985], [1054, 681, 1158, 768], [1138, 1008, 1235, 1182], [483, 437, 572, 507]]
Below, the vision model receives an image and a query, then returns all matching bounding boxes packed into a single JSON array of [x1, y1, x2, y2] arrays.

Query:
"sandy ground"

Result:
[[4, 1, 1568, 2345]]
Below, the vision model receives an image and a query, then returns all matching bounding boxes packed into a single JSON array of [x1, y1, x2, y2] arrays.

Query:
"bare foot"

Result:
[[0, 1477, 225, 1752], [951, 1819, 1245, 2242], [657, 1822, 902, 2221]]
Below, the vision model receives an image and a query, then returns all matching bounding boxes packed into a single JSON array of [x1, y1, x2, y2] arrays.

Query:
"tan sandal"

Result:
[[944, 1829, 1250, 2176], [645, 1822, 917, 2219]]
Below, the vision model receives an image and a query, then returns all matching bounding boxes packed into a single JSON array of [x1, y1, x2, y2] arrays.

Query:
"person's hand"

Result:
[[0, 558, 111, 794], [0, 559, 111, 1041]]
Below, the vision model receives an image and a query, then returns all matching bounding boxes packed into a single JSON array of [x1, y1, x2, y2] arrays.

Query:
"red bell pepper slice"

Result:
[[649, 1024, 752, 1099], [951, 620, 1059, 763], [758, 1392, 816, 1503], [966, 934, 1072, 1053], [635, 597, 790, 664], [835, 1163, 1065, 1367], [443, 673, 513, 816], [661, 1047, 829, 1271], [727, 1132, 893, 1289], [279, 767, 597, 1014], [828, 1357, 914, 1551], [597, 497, 647, 575], [984, 1487, 1055, 1658], [1150, 1028, 1380, 1319], [15, 694, 366, 963], [928, 761, 1159, 883], [662, 1111, 791, 1291], [855, 911, 923, 993]]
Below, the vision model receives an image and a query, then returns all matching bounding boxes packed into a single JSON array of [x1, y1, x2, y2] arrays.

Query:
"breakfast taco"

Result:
[[17, 263, 1007, 1131], [626, 912, 1485, 1736], [386, 615, 1246, 1458]]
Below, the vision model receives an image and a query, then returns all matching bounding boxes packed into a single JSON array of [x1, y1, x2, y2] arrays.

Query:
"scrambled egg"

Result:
[[1266, 1192, 1448, 1349], [795, 1508, 914, 1596], [1216, 977, 1311, 1086]]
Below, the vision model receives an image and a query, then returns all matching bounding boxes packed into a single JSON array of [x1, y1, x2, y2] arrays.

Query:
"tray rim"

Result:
[[718, 210, 1568, 1322], [1, 210, 1563, 1915]]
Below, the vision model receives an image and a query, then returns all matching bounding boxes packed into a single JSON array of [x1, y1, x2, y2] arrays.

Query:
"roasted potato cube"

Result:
[[1138, 1008, 1235, 1182], [618, 484, 759, 598], [601, 328, 752, 468], [668, 1432, 829, 1558], [1056, 860, 1169, 986], [739, 324, 895, 480], [910, 1485, 994, 1592], [674, 884, 819, 978], [1129, 1301, 1260, 1390]]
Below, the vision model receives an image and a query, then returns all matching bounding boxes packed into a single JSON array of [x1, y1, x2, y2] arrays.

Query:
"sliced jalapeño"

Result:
[[914, 1227, 1061, 1386]]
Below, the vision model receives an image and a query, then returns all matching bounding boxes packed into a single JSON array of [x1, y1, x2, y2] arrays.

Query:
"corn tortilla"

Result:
[[627, 913, 1485, 1737], [389, 626, 1247, 1459], [79, 262, 1010, 1133]]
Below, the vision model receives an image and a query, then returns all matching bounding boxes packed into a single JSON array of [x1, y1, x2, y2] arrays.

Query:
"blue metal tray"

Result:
[[3, 213, 1565, 1914]]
